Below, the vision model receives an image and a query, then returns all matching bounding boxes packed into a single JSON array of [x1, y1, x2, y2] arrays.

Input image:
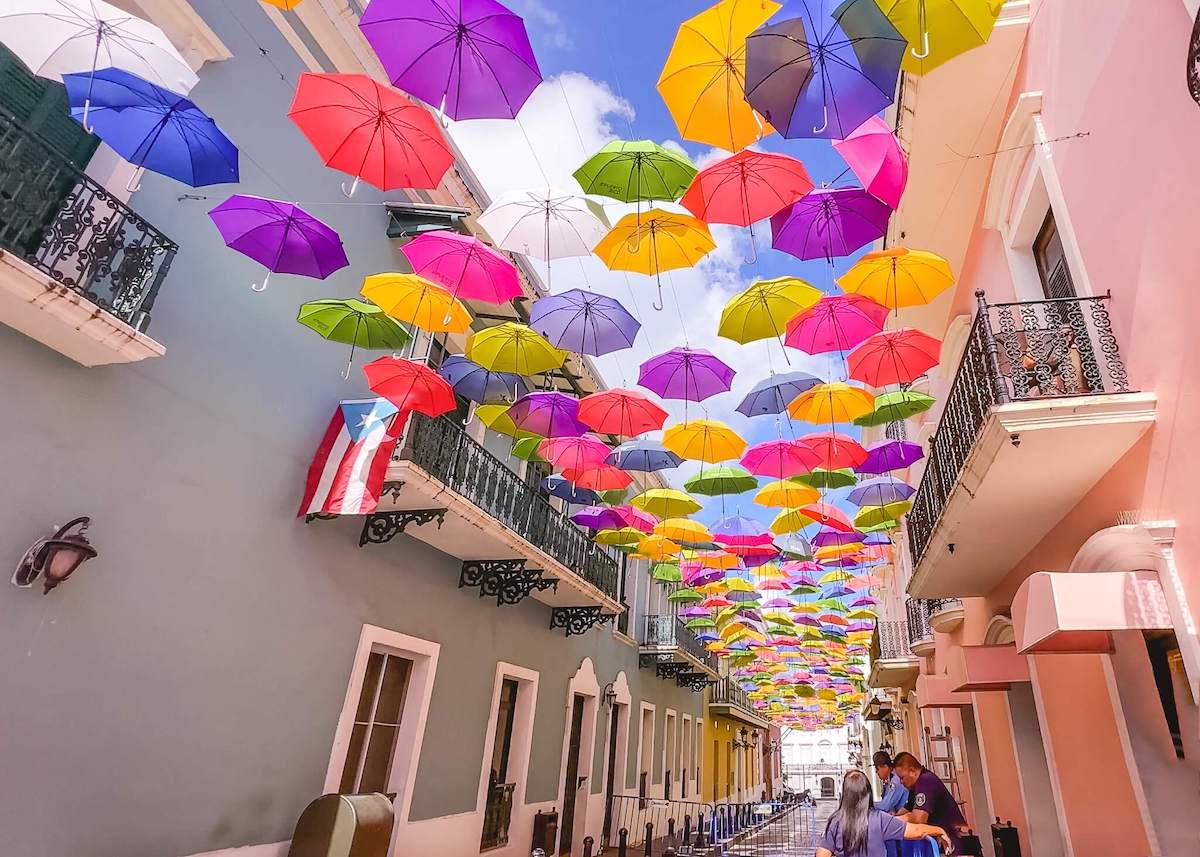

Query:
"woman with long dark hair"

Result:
[[815, 770, 953, 857]]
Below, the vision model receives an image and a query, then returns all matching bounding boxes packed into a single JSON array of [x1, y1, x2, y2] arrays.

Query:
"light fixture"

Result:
[[601, 682, 617, 708], [12, 517, 97, 594]]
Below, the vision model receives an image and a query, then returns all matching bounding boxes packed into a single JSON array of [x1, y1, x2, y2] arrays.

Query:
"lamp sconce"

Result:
[[12, 517, 97, 594], [881, 715, 905, 731], [602, 682, 617, 709]]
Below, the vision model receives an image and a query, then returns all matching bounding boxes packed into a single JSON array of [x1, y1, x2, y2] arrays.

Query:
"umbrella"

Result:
[[771, 187, 892, 262], [638, 348, 735, 403], [437, 355, 529, 404], [856, 439, 923, 474], [653, 563, 683, 583], [801, 432, 869, 470], [718, 277, 822, 346], [362, 273, 472, 333], [297, 299, 412, 378], [509, 392, 588, 438], [848, 478, 914, 507], [848, 328, 942, 386], [573, 140, 697, 204], [577, 388, 668, 435], [288, 72, 453, 195], [571, 507, 627, 530], [657, 0, 779, 152], [832, 116, 908, 208], [614, 505, 658, 533], [755, 480, 820, 508], [530, 289, 640, 356], [712, 515, 774, 548], [358, 0, 541, 120], [811, 528, 866, 547], [656, 518, 713, 544], [785, 294, 888, 355], [477, 187, 611, 260], [632, 488, 702, 518], [593, 210, 715, 309], [663, 420, 747, 463], [208, 195, 349, 291], [877, 0, 1003, 75], [787, 382, 875, 424], [837, 247, 955, 309], [743, 0, 906, 139], [476, 404, 538, 438], [680, 150, 814, 232], [511, 436, 547, 462], [736, 371, 822, 416], [773, 502, 855, 534], [685, 465, 758, 496], [606, 440, 682, 472], [400, 231, 522, 304], [636, 535, 683, 561], [63, 68, 237, 188], [854, 502, 910, 529], [363, 356, 456, 416], [853, 390, 935, 426], [466, 323, 566, 374], [742, 440, 822, 479], [539, 435, 611, 472], [542, 476, 600, 505], [563, 465, 633, 491]]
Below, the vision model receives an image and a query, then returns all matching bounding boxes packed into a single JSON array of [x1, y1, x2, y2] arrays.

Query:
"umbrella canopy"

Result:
[[509, 392, 589, 438], [530, 289, 640, 356], [577, 388, 668, 435], [741, 440, 821, 479], [594, 210, 715, 305], [358, 0, 541, 120], [712, 515, 774, 547], [572, 140, 697, 204], [657, 0, 780, 152], [854, 502, 909, 529], [477, 187, 611, 260], [832, 116, 908, 208], [787, 382, 875, 424], [64, 68, 237, 187], [363, 356, 457, 416], [663, 420, 747, 463], [853, 390, 935, 426], [606, 440, 683, 472], [297, 299, 411, 376], [632, 488, 702, 518], [848, 478, 914, 507], [837, 247, 955, 309], [755, 480, 820, 508], [510, 436, 547, 462], [771, 187, 892, 262], [655, 518, 713, 544], [681, 150, 814, 227], [856, 439, 923, 474], [539, 435, 611, 472], [719, 277, 822, 345], [564, 465, 634, 491], [785, 294, 888, 355], [638, 347, 735, 402], [736, 371, 823, 416], [614, 505, 658, 533], [744, 0, 906, 140], [437, 355, 529, 404], [466, 323, 566, 374], [685, 465, 758, 496], [209, 195, 349, 287], [542, 476, 600, 505], [400, 231, 522, 304], [801, 432, 869, 472], [476, 403, 538, 439], [362, 273, 472, 333], [288, 72, 453, 192], [571, 507, 627, 530], [848, 328, 942, 386], [878, 0, 1003, 75]]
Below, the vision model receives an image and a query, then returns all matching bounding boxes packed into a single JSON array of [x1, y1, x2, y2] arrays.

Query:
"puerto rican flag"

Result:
[[298, 399, 407, 517]]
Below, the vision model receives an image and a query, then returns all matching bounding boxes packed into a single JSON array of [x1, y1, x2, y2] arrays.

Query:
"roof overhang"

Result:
[[948, 645, 1029, 692], [915, 674, 972, 709]]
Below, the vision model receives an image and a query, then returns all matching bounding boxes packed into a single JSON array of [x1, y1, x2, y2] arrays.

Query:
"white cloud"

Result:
[[508, 0, 576, 50]]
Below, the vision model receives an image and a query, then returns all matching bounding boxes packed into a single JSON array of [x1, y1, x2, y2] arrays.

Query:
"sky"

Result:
[[449, 0, 875, 528]]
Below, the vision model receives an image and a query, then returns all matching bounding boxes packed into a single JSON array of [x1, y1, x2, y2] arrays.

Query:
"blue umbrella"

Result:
[[605, 439, 682, 472], [438, 355, 529, 404], [736, 371, 823, 416], [63, 67, 238, 187], [847, 477, 914, 507], [862, 531, 891, 546], [540, 475, 600, 506], [530, 289, 641, 356]]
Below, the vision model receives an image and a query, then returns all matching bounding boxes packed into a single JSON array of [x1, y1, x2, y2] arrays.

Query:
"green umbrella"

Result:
[[685, 465, 757, 496], [791, 468, 857, 489], [667, 587, 703, 603], [853, 391, 935, 427], [599, 488, 630, 506], [572, 140, 697, 204], [511, 436, 547, 462], [854, 501, 911, 529], [297, 299, 411, 379], [686, 618, 717, 630], [652, 562, 682, 583]]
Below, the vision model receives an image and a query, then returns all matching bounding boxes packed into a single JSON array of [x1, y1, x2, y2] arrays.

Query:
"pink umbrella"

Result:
[[400, 230, 522, 304], [785, 294, 888, 355], [740, 439, 822, 478], [832, 116, 907, 209], [614, 505, 657, 533], [538, 435, 611, 472]]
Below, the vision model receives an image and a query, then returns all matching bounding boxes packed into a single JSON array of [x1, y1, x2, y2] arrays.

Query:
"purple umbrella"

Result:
[[679, 606, 711, 619], [359, 0, 542, 121], [208, 194, 348, 291], [863, 532, 891, 546], [848, 477, 915, 507], [736, 370, 822, 416], [712, 515, 774, 548], [812, 528, 867, 548], [856, 440, 923, 475], [638, 347, 735, 402], [530, 289, 641, 356], [510, 392, 589, 438], [770, 187, 892, 262], [438, 355, 529, 403], [571, 507, 627, 530]]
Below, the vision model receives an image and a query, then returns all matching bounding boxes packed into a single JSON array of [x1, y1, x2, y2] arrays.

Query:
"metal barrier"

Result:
[[601, 797, 809, 855]]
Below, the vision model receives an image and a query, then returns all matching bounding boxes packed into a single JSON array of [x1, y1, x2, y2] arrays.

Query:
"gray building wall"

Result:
[[0, 2, 702, 856]]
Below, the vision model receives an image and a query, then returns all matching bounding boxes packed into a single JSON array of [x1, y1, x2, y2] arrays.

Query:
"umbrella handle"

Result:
[[652, 274, 664, 312], [744, 221, 759, 265], [124, 166, 144, 194], [81, 98, 95, 134], [911, 31, 930, 59], [813, 105, 828, 135], [251, 270, 271, 292], [341, 176, 361, 198]]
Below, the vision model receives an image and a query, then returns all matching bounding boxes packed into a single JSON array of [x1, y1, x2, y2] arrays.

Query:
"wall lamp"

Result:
[[602, 682, 618, 709], [12, 517, 97, 594]]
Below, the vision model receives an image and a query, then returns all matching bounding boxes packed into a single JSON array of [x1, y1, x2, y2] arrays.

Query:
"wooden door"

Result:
[[559, 695, 586, 855]]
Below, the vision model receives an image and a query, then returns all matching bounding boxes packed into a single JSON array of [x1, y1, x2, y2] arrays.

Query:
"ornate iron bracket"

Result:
[[676, 672, 716, 692], [303, 512, 339, 524], [550, 606, 609, 636], [459, 559, 558, 606], [380, 480, 405, 502], [358, 509, 446, 546], [655, 662, 692, 680]]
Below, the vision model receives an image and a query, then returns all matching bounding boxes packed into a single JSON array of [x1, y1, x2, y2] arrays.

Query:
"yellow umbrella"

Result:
[[724, 577, 757, 592], [837, 246, 956, 309], [718, 276, 821, 344], [788, 382, 875, 424], [362, 273, 471, 333], [754, 480, 819, 508], [466, 322, 566, 375], [475, 404, 539, 439], [876, 0, 1004, 76], [657, 0, 779, 151], [854, 501, 912, 529], [634, 535, 683, 560], [662, 419, 746, 463], [770, 507, 826, 535], [655, 518, 712, 544], [593, 210, 715, 308], [594, 527, 645, 546], [690, 550, 740, 570], [631, 488, 701, 518]]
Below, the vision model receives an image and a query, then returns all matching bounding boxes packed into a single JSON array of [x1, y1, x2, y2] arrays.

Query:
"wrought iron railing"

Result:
[[926, 597, 962, 616], [480, 781, 515, 850], [906, 290, 1131, 567], [710, 677, 762, 719], [906, 599, 933, 647], [641, 614, 719, 672], [874, 620, 913, 660], [0, 110, 176, 331], [400, 413, 620, 600]]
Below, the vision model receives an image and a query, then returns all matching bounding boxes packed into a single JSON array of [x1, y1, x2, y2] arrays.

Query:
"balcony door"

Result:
[[482, 678, 519, 850], [559, 695, 586, 856], [1033, 210, 1076, 299]]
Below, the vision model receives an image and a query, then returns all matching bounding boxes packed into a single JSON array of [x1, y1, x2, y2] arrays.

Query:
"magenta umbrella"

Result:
[[400, 231, 522, 304], [740, 440, 822, 478], [638, 347, 735, 402], [770, 187, 892, 262], [509, 391, 588, 438], [785, 294, 888, 355], [832, 116, 908, 209], [615, 505, 657, 533], [538, 434, 611, 472]]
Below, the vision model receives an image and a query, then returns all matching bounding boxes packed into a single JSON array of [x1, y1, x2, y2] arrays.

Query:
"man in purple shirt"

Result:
[[894, 752, 968, 853]]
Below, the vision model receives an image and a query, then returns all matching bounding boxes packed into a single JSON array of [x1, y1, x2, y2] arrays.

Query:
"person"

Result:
[[815, 770, 952, 857], [893, 752, 968, 854], [873, 750, 910, 814]]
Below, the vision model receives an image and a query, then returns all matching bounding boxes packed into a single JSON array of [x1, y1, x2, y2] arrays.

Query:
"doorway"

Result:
[[601, 703, 624, 842], [559, 695, 586, 856], [819, 777, 835, 798]]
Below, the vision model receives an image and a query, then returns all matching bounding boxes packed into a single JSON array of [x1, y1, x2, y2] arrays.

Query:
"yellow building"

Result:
[[703, 678, 771, 805]]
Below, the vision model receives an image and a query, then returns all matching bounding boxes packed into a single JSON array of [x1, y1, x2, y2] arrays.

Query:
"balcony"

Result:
[[906, 599, 936, 658], [906, 291, 1155, 598], [638, 614, 719, 690], [365, 413, 622, 633], [0, 111, 175, 365], [927, 597, 964, 633], [708, 677, 769, 728], [868, 620, 920, 690]]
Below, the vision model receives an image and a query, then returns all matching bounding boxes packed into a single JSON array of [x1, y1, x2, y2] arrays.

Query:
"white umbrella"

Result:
[[477, 187, 611, 262]]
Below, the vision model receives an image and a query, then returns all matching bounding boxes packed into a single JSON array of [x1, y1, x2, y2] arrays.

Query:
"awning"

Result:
[[915, 674, 972, 709], [948, 645, 1029, 692], [1012, 571, 1173, 655]]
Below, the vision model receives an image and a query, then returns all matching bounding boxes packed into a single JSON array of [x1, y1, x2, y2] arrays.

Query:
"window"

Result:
[[482, 679, 520, 850], [1146, 632, 1186, 760], [489, 679, 520, 783], [1033, 209, 1077, 299], [339, 651, 412, 793]]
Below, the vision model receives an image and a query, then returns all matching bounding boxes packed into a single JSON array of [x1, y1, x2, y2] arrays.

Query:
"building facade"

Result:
[[701, 678, 772, 806], [781, 727, 850, 799]]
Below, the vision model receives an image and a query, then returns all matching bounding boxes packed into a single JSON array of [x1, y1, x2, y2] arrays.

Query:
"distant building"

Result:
[[781, 727, 850, 799]]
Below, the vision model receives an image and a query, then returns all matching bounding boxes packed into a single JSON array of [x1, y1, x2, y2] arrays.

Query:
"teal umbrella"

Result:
[[573, 139, 697, 204], [297, 298, 411, 378]]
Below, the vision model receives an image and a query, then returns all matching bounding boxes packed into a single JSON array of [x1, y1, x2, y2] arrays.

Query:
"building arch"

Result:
[[819, 776, 835, 798], [984, 614, 1016, 646]]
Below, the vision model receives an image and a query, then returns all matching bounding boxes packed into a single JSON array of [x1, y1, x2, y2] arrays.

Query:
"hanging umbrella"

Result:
[[680, 150, 814, 243], [736, 371, 823, 416], [787, 382, 875, 424], [663, 420, 747, 463], [563, 465, 634, 491], [539, 435, 611, 472], [297, 299, 412, 379], [577, 388, 668, 436], [363, 356, 457, 416], [854, 390, 935, 426], [593, 210, 715, 309], [636, 535, 684, 562], [785, 294, 888, 355], [509, 392, 588, 438], [856, 439, 923, 474], [511, 436, 547, 462], [771, 187, 892, 262], [477, 187, 611, 260], [362, 273, 472, 333], [288, 72, 453, 195], [837, 247, 955, 310], [638, 348, 735, 403], [658, 0, 779, 151], [848, 478, 914, 507], [741, 440, 822, 479], [685, 465, 758, 496], [631, 488, 702, 518], [530, 289, 641, 356], [437, 355, 529, 404], [743, 0, 906, 140], [718, 277, 822, 346], [792, 467, 858, 489], [712, 515, 774, 548], [854, 502, 910, 529], [812, 528, 866, 547], [613, 505, 657, 533], [573, 140, 697, 204], [208, 195, 349, 291], [571, 507, 627, 530], [801, 432, 869, 470], [542, 476, 600, 505], [877, 0, 1004, 75], [400, 231, 522, 304], [466, 323, 566, 375], [63, 68, 236, 188], [848, 328, 942, 386], [832, 116, 908, 208], [655, 518, 713, 545], [755, 480, 820, 508], [358, 0, 541, 120], [653, 563, 684, 583], [606, 440, 682, 472], [476, 404, 539, 439]]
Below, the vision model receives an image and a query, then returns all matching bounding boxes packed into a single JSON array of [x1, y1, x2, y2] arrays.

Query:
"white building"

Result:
[[781, 727, 852, 799]]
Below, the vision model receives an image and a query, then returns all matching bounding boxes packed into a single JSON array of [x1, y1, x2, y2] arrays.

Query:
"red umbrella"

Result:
[[562, 465, 634, 491], [797, 502, 855, 533], [680, 150, 814, 227], [364, 356, 456, 417], [288, 72, 453, 195], [848, 328, 942, 387], [577, 388, 669, 436], [799, 432, 868, 471]]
